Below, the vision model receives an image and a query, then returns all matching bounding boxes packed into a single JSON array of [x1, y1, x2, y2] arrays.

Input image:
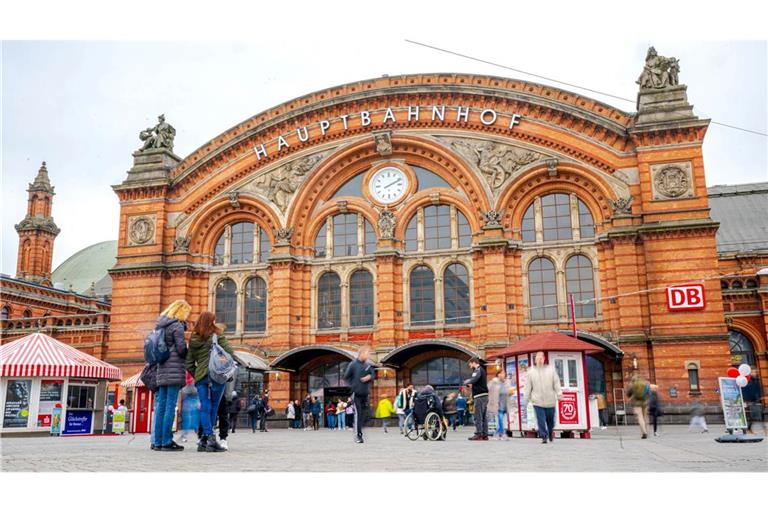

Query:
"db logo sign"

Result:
[[666, 284, 706, 311], [558, 392, 579, 425]]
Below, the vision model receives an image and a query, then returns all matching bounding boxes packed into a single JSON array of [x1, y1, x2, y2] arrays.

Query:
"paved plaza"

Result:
[[1, 425, 766, 472]]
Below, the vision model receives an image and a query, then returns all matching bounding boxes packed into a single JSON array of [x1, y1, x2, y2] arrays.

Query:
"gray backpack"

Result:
[[208, 334, 237, 384]]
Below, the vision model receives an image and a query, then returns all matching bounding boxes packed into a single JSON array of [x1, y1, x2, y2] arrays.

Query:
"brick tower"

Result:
[[15, 161, 60, 285]]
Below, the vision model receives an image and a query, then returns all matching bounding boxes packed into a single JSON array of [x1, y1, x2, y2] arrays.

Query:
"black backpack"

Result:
[[139, 363, 159, 393]]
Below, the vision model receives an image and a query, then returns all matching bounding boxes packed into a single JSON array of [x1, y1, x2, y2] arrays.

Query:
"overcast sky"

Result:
[[1, 38, 766, 275]]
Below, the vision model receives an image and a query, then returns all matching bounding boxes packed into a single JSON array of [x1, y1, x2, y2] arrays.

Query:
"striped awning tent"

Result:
[[120, 372, 145, 388], [0, 332, 122, 380]]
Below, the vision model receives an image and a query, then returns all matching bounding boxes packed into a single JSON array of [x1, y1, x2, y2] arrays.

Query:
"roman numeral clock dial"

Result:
[[368, 166, 409, 205]]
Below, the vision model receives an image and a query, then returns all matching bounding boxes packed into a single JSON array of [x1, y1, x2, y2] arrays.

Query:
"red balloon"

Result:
[[746, 375, 751, 382], [726, 367, 740, 378]]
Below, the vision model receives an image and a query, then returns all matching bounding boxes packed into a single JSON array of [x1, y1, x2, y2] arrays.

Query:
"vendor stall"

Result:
[[490, 332, 601, 439], [0, 332, 122, 434], [120, 372, 154, 434]]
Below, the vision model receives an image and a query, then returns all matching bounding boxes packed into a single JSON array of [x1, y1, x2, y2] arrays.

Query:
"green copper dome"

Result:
[[51, 240, 117, 296]]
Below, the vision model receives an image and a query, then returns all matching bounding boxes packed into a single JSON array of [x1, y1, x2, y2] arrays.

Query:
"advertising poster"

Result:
[[3, 379, 32, 428], [63, 410, 93, 435], [51, 405, 62, 435], [506, 360, 519, 430], [558, 391, 579, 425], [112, 410, 126, 434], [518, 355, 535, 429], [37, 379, 63, 427], [718, 377, 747, 430]]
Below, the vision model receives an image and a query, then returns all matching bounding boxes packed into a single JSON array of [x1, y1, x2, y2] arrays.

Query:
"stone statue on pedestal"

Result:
[[636, 47, 681, 89], [139, 114, 176, 152]]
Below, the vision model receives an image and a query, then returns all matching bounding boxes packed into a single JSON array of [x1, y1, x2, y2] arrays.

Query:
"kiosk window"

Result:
[[67, 385, 95, 409]]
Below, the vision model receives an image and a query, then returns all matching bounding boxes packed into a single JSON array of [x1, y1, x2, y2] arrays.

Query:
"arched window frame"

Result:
[[409, 265, 436, 326], [349, 269, 374, 328], [443, 263, 471, 325], [519, 193, 596, 243], [686, 362, 701, 393], [214, 278, 238, 333], [244, 276, 268, 333], [313, 213, 377, 259], [212, 221, 272, 267], [317, 272, 342, 330], [565, 255, 596, 319], [403, 204, 472, 253], [527, 257, 558, 321], [728, 330, 756, 367]]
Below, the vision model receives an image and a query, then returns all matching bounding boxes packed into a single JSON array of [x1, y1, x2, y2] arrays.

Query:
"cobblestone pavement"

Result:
[[2, 425, 766, 472]]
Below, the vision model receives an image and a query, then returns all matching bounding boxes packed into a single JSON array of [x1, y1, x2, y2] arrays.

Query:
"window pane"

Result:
[[405, 215, 418, 252], [259, 228, 271, 263], [333, 214, 358, 257], [423, 205, 451, 250], [410, 266, 435, 325], [457, 211, 472, 247], [578, 200, 595, 238], [554, 359, 564, 387], [541, 194, 572, 241], [567, 359, 578, 387], [528, 258, 557, 320], [364, 219, 377, 255], [230, 222, 254, 264], [215, 279, 237, 332], [317, 273, 341, 329], [521, 204, 536, 242], [444, 263, 470, 324], [349, 270, 374, 327], [214, 232, 225, 266], [314, 221, 327, 258], [244, 277, 267, 332], [565, 255, 595, 318]]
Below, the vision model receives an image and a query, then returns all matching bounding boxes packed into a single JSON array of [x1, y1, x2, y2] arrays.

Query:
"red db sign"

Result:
[[666, 284, 706, 311]]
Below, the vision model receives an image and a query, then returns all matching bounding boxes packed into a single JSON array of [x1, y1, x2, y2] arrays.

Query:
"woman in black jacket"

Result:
[[648, 384, 663, 437], [151, 300, 190, 452]]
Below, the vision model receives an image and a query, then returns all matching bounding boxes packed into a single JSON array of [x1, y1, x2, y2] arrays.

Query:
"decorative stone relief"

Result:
[[482, 209, 503, 228], [173, 235, 192, 253], [651, 162, 694, 200], [127, 215, 156, 246], [377, 210, 396, 240], [373, 131, 392, 156], [608, 196, 633, 216], [228, 191, 240, 208], [546, 158, 558, 177], [441, 137, 543, 191], [245, 151, 328, 213], [274, 227, 294, 246]]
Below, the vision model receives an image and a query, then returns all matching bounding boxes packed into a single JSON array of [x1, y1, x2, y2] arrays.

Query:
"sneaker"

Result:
[[219, 439, 229, 450], [468, 434, 483, 441], [653, 432, 659, 437], [702, 429, 709, 433], [150, 444, 160, 451], [641, 434, 648, 439], [541, 438, 548, 444], [549, 432, 554, 442], [600, 426, 607, 430], [205, 435, 226, 453], [161, 441, 184, 451], [355, 436, 364, 444]]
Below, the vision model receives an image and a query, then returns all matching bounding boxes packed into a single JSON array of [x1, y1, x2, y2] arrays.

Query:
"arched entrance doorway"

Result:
[[729, 330, 756, 367], [270, 345, 357, 404]]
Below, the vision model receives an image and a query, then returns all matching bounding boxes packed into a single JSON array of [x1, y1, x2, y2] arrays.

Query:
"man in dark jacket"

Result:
[[228, 391, 242, 433], [151, 313, 188, 451], [259, 390, 270, 432], [301, 394, 312, 431], [343, 346, 376, 443], [463, 357, 489, 441], [742, 370, 764, 434]]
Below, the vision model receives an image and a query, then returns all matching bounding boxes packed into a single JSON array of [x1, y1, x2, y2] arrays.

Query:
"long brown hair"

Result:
[[193, 311, 217, 338]]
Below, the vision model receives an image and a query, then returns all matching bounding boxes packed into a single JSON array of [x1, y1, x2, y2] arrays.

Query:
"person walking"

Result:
[[286, 400, 296, 429], [374, 395, 396, 433], [248, 395, 260, 433], [343, 346, 376, 443], [185, 312, 234, 453], [228, 391, 241, 434], [488, 370, 512, 440], [310, 396, 322, 430], [301, 394, 312, 431], [294, 399, 303, 429], [150, 300, 190, 452], [626, 372, 651, 439], [688, 401, 708, 433], [463, 358, 489, 441], [596, 392, 608, 430], [742, 369, 765, 435], [455, 392, 467, 428], [648, 384, 663, 437], [345, 399, 355, 430], [259, 390, 270, 432], [337, 398, 347, 431], [325, 401, 337, 430], [523, 351, 562, 444], [442, 392, 458, 431]]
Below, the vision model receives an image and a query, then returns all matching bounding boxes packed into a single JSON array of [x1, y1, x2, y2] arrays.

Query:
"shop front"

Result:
[[120, 372, 154, 434], [0, 333, 122, 435]]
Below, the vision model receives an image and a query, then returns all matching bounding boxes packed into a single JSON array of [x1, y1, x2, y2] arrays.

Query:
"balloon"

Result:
[[746, 375, 751, 382], [738, 364, 751, 376], [726, 367, 740, 378], [736, 375, 748, 387]]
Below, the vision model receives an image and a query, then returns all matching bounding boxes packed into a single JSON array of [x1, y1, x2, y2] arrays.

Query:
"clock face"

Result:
[[368, 166, 409, 204]]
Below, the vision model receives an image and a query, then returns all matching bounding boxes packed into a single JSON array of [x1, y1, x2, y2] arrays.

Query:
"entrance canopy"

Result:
[[489, 332, 602, 359], [0, 332, 122, 380], [120, 372, 144, 389], [380, 339, 480, 368], [233, 351, 269, 371], [270, 345, 357, 372], [559, 330, 623, 358]]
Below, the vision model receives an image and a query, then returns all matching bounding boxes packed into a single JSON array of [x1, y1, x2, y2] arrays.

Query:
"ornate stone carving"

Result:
[[447, 138, 541, 190], [127, 215, 156, 246], [636, 47, 681, 90], [546, 158, 558, 177], [228, 191, 240, 208], [482, 209, 503, 228], [274, 227, 294, 246], [377, 210, 396, 240], [14, 215, 60, 235], [138, 114, 176, 152], [373, 131, 392, 156], [173, 235, 192, 253], [651, 162, 694, 200], [608, 196, 633, 216], [250, 152, 327, 213]]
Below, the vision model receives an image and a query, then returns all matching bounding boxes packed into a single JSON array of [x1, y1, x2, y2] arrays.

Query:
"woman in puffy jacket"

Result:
[[151, 300, 191, 452]]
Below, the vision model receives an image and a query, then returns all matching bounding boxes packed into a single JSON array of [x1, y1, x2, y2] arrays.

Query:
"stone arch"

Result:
[[728, 321, 766, 354]]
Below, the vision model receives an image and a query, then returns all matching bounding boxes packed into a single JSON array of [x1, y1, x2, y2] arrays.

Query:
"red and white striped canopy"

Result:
[[0, 332, 122, 380], [120, 372, 145, 388]]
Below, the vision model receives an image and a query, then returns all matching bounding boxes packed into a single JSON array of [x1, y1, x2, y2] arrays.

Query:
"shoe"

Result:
[[205, 435, 227, 452], [197, 436, 208, 452], [219, 439, 229, 450], [384, 427, 388, 433], [702, 429, 709, 433], [600, 426, 607, 430], [481, 435, 489, 440], [468, 434, 484, 441], [150, 444, 160, 451], [549, 432, 554, 442], [541, 438, 548, 444], [654, 432, 659, 437], [355, 436, 364, 444], [641, 434, 648, 439], [161, 441, 184, 451]]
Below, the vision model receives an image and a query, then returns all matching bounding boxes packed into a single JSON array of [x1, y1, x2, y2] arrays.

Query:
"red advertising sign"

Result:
[[558, 391, 579, 425], [666, 284, 706, 311]]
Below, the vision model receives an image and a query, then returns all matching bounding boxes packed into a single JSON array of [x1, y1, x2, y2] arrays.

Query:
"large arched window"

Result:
[[410, 265, 435, 325], [404, 205, 471, 253], [541, 193, 572, 241], [212, 222, 271, 266], [520, 194, 596, 242], [214, 235, 225, 265], [424, 205, 452, 250], [317, 272, 341, 330], [349, 270, 374, 328], [333, 213, 358, 257], [215, 279, 237, 332], [528, 257, 557, 321], [244, 277, 267, 332], [565, 255, 596, 318], [444, 263, 470, 324], [411, 357, 472, 388], [404, 215, 418, 251], [314, 213, 376, 258], [230, 222, 254, 264], [1, 306, 9, 321], [578, 199, 595, 238], [729, 330, 756, 367]]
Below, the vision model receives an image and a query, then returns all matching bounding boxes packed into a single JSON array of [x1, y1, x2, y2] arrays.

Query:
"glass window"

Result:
[[444, 263, 470, 324], [721, 280, 729, 290], [423, 205, 452, 250], [687, 364, 700, 392], [410, 265, 435, 325], [404, 215, 418, 252], [578, 199, 595, 238], [554, 359, 564, 386], [541, 193, 572, 241], [333, 214, 358, 257], [66, 385, 95, 409], [567, 359, 578, 387], [565, 255, 596, 318], [331, 172, 365, 199], [529, 257, 557, 321], [259, 228, 271, 263], [745, 279, 757, 288], [244, 277, 267, 332], [215, 279, 237, 332], [308, 361, 350, 393], [214, 232, 225, 266], [1, 306, 9, 321], [349, 270, 374, 328], [314, 221, 327, 258], [412, 165, 453, 191], [732, 281, 743, 289], [364, 219, 377, 255], [728, 331, 756, 367], [410, 357, 471, 386], [522, 203, 536, 242], [586, 355, 605, 394], [457, 211, 471, 248], [230, 222, 254, 265], [317, 272, 341, 330]]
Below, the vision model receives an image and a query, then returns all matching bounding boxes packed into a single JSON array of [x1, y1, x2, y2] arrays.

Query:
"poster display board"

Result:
[[558, 391, 579, 425], [3, 379, 32, 428], [718, 377, 747, 430], [64, 410, 93, 435], [51, 405, 63, 435], [37, 380, 64, 428], [112, 410, 126, 434]]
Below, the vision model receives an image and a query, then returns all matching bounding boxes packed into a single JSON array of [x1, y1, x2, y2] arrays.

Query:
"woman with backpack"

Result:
[[150, 300, 191, 452], [185, 311, 234, 452]]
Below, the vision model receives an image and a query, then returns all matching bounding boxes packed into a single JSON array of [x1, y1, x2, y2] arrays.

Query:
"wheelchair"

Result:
[[403, 393, 447, 441]]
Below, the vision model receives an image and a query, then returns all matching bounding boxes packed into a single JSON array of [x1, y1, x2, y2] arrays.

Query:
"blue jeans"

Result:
[[250, 413, 258, 432], [457, 409, 466, 426], [497, 410, 507, 436], [337, 413, 345, 429], [195, 377, 226, 437], [326, 413, 337, 429], [152, 384, 180, 447], [534, 405, 556, 440]]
